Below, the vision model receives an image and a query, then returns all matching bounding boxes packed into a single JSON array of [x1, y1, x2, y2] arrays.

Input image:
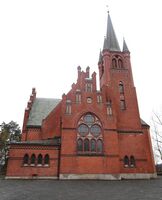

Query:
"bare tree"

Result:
[[151, 112, 162, 163]]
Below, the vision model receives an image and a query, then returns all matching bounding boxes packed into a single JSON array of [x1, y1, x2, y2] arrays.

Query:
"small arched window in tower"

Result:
[[119, 81, 124, 94], [23, 154, 29, 166], [107, 100, 113, 116], [65, 100, 72, 114], [30, 154, 36, 166], [120, 100, 126, 110], [44, 154, 50, 166], [37, 154, 43, 166], [112, 58, 117, 68], [77, 138, 83, 152], [118, 59, 123, 68], [124, 155, 129, 167], [130, 156, 136, 167]]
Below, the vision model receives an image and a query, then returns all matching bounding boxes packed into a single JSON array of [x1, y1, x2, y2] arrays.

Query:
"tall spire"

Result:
[[123, 38, 129, 52], [103, 12, 120, 52], [98, 50, 103, 64]]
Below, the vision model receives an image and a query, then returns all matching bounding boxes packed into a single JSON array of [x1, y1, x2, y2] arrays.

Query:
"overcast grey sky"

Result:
[[0, 0, 162, 128]]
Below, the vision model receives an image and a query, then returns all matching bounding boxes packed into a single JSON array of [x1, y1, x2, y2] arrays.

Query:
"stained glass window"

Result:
[[91, 125, 101, 137], [78, 124, 88, 136]]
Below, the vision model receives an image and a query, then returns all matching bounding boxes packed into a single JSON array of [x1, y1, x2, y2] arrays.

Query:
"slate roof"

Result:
[[10, 138, 60, 146], [140, 119, 149, 127], [27, 98, 61, 127], [103, 13, 121, 52], [123, 38, 129, 52]]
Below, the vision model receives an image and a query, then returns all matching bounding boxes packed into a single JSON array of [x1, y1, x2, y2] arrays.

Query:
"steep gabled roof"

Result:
[[27, 98, 61, 127]]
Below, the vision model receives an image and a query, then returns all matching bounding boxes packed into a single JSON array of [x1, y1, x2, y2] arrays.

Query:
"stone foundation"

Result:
[[59, 173, 157, 180]]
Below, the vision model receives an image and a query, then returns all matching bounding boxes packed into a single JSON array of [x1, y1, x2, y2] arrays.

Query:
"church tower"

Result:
[[98, 12, 141, 130]]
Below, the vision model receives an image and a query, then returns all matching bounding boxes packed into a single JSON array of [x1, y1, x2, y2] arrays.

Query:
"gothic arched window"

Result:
[[77, 139, 83, 151], [119, 81, 124, 94], [44, 154, 50, 165], [112, 58, 117, 68], [23, 154, 29, 165], [30, 154, 36, 165], [124, 155, 129, 167], [97, 140, 103, 152], [37, 154, 43, 165], [77, 113, 103, 154], [84, 139, 89, 151], [130, 156, 136, 167], [118, 59, 123, 68], [90, 139, 96, 152]]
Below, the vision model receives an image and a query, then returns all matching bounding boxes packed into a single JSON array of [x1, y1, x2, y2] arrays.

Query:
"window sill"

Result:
[[77, 153, 104, 156]]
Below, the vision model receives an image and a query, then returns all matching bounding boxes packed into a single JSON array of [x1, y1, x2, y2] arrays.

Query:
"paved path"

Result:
[[0, 177, 162, 200]]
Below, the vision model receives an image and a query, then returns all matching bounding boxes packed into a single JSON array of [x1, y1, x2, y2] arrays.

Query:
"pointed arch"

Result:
[[119, 81, 124, 94], [130, 155, 136, 167], [124, 155, 129, 167], [30, 154, 36, 165], [77, 112, 103, 154], [77, 138, 83, 151], [118, 59, 123, 68], [37, 154, 43, 165], [90, 139, 96, 152], [44, 154, 50, 165], [23, 154, 29, 165], [112, 58, 117, 68], [97, 139, 103, 153], [84, 139, 89, 152]]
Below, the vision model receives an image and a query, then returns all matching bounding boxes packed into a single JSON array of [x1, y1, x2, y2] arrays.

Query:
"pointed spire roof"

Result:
[[123, 38, 129, 52], [103, 12, 120, 52], [98, 50, 103, 64]]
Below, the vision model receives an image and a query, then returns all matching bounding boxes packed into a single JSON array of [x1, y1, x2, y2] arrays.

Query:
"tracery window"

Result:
[[77, 113, 103, 154]]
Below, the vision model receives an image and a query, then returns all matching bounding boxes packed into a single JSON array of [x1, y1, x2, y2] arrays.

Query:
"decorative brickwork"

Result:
[[6, 13, 156, 180]]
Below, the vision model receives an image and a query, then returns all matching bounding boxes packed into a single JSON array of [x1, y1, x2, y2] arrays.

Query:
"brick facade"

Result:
[[6, 13, 156, 180]]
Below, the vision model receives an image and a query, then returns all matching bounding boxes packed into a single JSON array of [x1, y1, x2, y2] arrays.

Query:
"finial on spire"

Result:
[[106, 5, 109, 13]]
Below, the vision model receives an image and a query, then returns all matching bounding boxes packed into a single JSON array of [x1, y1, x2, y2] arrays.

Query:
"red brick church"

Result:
[[6, 13, 156, 180]]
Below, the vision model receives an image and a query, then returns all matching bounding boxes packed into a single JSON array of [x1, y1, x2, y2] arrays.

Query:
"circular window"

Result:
[[90, 124, 101, 137], [84, 114, 94, 124], [78, 124, 89, 136]]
